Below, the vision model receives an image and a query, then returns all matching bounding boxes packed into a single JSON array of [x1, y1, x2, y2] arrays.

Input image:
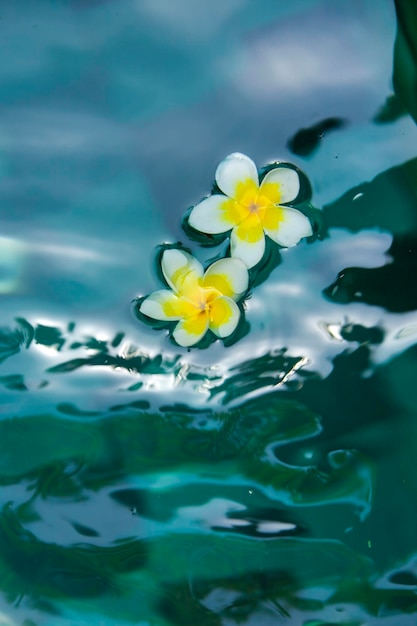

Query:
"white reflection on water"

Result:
[[177, 498, 249, 530], [0, 107, 133, 156], [3, 228, 415, 411], [239, 23, 377, 98], [216, 228, 394, 383], [0, 611, 17, 626], [136, 0, 245, 41], [0, 236, 25, 294], [28, 237, 124, 264]]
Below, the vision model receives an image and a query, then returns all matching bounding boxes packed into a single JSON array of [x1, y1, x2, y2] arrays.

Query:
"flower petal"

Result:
[[140, 289, 183, 320], [264, 206, 312, 247], [230, 215, 266, 268], [259, 167, 300, 204], [209, 296, 240, 338], [215, 153, 259, 200], [188, 195, 247, 234], [203, 258, 248, 300], [161, 249, 203, 294], [173, 312, 208, 347]]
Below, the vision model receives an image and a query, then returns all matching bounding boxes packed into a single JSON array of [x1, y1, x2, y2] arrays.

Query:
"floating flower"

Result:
[[188, 152, 313, 268], [140, 249, 248, 347]]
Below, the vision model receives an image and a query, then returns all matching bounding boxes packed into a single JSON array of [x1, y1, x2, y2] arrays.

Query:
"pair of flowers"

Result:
[[139, 152, 313, 347]]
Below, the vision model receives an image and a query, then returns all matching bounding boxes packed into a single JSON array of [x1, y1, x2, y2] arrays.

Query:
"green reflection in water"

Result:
[[0, 335, 414, 623]]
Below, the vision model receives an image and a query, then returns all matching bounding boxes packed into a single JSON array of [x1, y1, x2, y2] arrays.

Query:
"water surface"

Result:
[[1, 1, 417, 624]]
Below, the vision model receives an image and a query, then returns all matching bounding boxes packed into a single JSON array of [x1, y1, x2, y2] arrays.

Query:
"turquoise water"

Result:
[[1, 1, 417, 624]]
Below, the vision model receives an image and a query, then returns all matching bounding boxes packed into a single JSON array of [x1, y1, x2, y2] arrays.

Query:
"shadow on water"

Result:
[[324, 157, 417, 236], [287, 117, 347, 157], [323, 234, 417, 312], [392, 0, 417, 125]]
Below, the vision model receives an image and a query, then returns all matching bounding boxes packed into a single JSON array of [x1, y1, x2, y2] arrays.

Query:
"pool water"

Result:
[[1, 1, 417, 624]]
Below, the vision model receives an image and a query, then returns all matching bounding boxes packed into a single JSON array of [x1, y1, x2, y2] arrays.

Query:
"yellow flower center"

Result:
[[233, 178, 282, 224], [178, 281, 233, 338], [177, 276, 222, 320]]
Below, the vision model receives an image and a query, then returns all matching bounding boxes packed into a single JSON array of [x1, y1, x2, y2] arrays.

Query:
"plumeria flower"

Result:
[[140, 249, 248, 347], [188, 152, 313, 268]]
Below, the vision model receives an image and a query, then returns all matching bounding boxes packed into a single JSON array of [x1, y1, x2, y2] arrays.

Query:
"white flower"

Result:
[[140, 249, 248, 347], [189, 152, 313, 268]]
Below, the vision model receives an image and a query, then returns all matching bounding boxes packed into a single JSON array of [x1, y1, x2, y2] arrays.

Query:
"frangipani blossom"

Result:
[[188, 152, 313, 268], [140, 249, 248, 347]]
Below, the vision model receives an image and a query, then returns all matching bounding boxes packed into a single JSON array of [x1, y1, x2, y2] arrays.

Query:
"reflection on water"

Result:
[[1, 167, 417, 625], [0, 237, 25, 295], [1, 0, 417, 625], [0, 304, 417, 623]]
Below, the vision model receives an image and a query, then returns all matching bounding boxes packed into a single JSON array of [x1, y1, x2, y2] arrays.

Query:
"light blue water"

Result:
[[1, 1, 417, 624]]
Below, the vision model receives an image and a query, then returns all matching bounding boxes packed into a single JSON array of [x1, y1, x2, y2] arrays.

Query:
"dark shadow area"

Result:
[[324, 157, 417, 235], [373, 92, 407, 124], [323, 234, 417, 312], [287, 117, 346, 156], [393, 0, 417, 124]]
